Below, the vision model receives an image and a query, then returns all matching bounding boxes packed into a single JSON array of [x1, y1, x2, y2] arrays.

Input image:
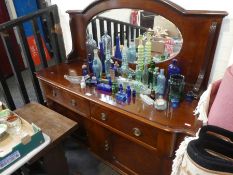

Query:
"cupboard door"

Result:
[[86, 121, 112, 161], [111, 133, 162, 175]]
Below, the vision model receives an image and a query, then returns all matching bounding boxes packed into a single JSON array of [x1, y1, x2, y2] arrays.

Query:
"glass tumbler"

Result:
[[168, 74, 185, 102]]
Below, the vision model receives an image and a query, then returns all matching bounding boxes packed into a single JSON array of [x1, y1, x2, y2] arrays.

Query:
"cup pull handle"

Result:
[[100, 113, 108, 121], [132, 128, 142, 137]]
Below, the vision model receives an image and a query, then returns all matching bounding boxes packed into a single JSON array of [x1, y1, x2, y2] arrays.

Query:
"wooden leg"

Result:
[[43, 144, 69, 175]]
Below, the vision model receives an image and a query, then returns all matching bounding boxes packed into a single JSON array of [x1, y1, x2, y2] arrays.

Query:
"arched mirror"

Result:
[[86, 9, 183, 64]]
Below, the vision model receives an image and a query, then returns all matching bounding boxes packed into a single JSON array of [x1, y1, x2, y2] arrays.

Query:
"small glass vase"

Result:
[[168, 74, 185, 102]]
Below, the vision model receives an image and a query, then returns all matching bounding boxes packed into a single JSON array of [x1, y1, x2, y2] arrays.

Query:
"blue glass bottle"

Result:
[[99, 41, 105, 73], [168, 59, 181, 79], [92, 59, 100, 79], [114, 36, 122, 59], [157, 69, 166, 95], [87, 54, 93, 73], [93, 49, 102, 78], [126, 85, 131, 97]]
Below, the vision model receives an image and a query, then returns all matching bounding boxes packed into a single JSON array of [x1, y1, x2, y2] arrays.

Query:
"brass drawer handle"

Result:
[[52, 90, 57, 97], [132, 128, 142, 137], [104, 140, 109, 151], [70, 99, 76, 106], [100, 113, 108, 121]]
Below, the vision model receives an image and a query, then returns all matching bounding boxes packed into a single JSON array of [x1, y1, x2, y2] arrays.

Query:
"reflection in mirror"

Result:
[[85, 9, 184, 97], [86, 9, 183, 64]]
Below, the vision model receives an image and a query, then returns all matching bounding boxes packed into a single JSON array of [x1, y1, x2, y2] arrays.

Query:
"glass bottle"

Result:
[[87, 54, 93, 73], [168, 59, 181, 79], [114, 35, 122, 59], [99, 41, 105, 73], [157, 69, 166, 95], [101, 31, 112, 56], [137, 35, 144, 70], [127, 41, 136, 63], [121, 46, 129, 78], [86, 34, 97, 59], [105, 51, 111, 78], [145, 32, 152, 64], [142, 64, 149, 86], [153, 67, 159, 90], [135, 64, 142, 82], [93, 49, 102, 79]]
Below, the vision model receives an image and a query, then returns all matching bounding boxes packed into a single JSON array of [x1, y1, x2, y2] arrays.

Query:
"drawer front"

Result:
[[91, 103, 158, 149], [42, 82, 90, 118]]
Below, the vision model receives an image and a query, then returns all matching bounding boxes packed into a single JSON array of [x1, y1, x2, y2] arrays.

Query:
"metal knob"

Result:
[[70, 99, 76, 106], [104, 140, 109, 151], [132, 128, 142, 137], [100, 113, 107, 121], [52, 90, 57, 97]]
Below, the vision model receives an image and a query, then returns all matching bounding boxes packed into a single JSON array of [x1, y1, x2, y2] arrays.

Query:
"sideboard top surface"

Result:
[[37, 62, 201, 135]]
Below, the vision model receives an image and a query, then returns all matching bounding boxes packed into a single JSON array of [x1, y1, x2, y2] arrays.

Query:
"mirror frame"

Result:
[[66, 0, 227, 94]]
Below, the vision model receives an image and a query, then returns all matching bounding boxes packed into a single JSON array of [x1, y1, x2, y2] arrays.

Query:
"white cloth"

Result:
[[193, 84, 212, 125]]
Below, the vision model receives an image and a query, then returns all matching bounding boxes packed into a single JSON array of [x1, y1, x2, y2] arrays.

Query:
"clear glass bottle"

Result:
[[157, 69, 166, 95], [137, 35, 144, 70], [142, 63, 149, 86], [99, 41, 105, 73], [101, 31, 112, 56], [114, 35, 122, 59], [145, 32, 152, 64], [127, 41, 136, 63], [121, 45, 129, 78], [86, 34, 97, 59], [105, 51, 111, 78]]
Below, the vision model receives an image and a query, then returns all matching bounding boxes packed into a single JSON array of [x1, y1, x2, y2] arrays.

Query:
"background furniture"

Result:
[[15, 102, 78, 175]]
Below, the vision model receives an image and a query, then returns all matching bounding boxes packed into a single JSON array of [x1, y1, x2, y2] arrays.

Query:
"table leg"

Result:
[[43, 144, 69, 175]]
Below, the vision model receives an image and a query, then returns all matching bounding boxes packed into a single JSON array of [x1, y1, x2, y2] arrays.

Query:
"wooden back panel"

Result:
[[66, 0, 227, 94]]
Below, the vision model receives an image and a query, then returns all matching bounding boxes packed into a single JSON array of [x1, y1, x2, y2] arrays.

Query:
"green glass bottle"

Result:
[[142, 63, 149, 86], [135, 65, 142, 82], [137, 35, 144, 70]]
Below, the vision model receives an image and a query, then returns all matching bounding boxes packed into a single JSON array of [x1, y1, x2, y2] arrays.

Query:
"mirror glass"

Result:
[[86, 9, 183, 64]]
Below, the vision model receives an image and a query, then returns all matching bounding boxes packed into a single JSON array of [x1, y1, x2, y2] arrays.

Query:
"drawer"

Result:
[[61, 90, 90, 117], [42, 82, 90, 118], [91, 103, 158, 149]]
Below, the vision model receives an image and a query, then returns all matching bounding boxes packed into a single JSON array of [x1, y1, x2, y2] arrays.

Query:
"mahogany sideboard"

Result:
[[37, 62, 201, 175], [37, 0, 227, 174]]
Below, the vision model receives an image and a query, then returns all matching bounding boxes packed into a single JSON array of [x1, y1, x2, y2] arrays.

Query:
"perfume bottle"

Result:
[[86, 34, 97, 59], [142, 64, 149, 86], [121, 46, 129, 78], [99, 41, 105, 73], [105, 51, 111, 77], [135, 64, 142, 82], [157, 69, 166, 95], [114, 35, 122, 59], [145, 32, 152, 64], [127, 41, 136, 63], [137, 35, 144, 70], [101, 31, 112, 56], [168, 59, 181, 79]]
